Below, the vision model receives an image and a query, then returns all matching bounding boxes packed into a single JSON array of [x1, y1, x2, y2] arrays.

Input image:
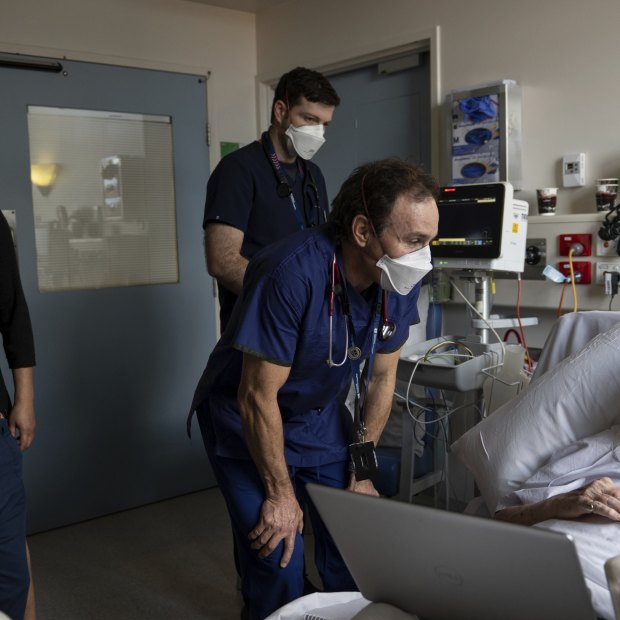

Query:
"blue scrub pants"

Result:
[[0, 419, 29, 620], [197, 405, 357, 620]]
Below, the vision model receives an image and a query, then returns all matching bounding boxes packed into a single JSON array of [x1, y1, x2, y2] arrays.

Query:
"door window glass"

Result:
[[28, 106, 178, 291]]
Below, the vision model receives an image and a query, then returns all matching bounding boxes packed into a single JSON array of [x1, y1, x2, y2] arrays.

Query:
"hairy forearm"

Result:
[[239, 390, 294, 499], [204, 226, 248, 295], [362, 372, 396, 444], [207, 253, 248, 295]]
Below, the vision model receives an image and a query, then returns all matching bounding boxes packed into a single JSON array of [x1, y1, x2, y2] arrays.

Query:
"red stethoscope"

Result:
[[326, 253, 396, 368]]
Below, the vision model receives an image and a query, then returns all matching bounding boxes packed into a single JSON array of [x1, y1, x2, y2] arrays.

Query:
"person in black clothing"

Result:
[[203, 66, 340, 332], [0, 210, 36, 620]]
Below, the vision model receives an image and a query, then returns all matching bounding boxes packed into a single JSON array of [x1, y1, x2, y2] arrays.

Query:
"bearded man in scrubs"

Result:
[[190, 158, 439, 620], [204, 66, 340, 332]]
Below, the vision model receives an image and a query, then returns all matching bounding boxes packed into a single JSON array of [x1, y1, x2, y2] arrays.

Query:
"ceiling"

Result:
[[186, 0, 287, 13]]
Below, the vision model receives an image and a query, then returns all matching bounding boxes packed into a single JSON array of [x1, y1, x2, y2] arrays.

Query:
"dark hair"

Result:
[[270, 67, 340, 123], [327, 158, 439, 243]]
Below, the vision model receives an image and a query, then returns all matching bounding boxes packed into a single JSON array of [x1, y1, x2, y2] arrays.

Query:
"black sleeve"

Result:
[[0, 212, 36, 369]]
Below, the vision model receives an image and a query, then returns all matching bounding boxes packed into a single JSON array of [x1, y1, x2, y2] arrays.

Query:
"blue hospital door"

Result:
[[0, 55, 216, 532], [313, 52, 431, 204]]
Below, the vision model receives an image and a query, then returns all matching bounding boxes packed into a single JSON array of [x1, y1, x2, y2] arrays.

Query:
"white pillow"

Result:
[[451, 322, 620, 514]]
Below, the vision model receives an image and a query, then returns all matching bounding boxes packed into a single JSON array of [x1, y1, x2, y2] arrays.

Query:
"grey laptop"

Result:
[[307, 484, 596, 620]]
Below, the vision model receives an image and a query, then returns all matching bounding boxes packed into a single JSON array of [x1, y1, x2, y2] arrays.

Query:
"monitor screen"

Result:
[[431, 183, 506, 260]]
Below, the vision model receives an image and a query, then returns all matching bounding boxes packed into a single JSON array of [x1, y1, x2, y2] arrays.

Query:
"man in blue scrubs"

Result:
[[191, 158, 439, 620], [203, 66, 340, 332]]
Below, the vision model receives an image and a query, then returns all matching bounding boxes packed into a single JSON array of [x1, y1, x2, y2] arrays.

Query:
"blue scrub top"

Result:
[[193, 226, 421, 467], [203, 139, 329, 330]]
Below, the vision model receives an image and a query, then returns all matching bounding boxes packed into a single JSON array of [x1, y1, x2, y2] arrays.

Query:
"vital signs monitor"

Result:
[[431, 182, 528, 272]]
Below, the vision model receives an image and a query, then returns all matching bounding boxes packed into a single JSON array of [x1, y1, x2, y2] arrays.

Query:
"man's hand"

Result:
[[248, 492, 304, 568], [347, 474, 380, 497], [9, 400, 36, 451], [10, 367, 35, 451]]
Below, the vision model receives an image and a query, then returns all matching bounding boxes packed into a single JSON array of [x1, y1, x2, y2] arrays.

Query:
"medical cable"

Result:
[[568, 248, 578, 312], [326, 254, 349, 367], [515, 274, 533, 372], [557, 282, 568, 317], [402, 345, 476, 426], [448, 277, 506, 361]]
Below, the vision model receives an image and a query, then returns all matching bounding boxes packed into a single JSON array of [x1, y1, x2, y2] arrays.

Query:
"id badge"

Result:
[[349, 440, 378, 481]]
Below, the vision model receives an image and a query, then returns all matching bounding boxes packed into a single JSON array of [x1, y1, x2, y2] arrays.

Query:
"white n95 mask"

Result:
[[376, 245, 432, 295], [285, 123, 325, 160]]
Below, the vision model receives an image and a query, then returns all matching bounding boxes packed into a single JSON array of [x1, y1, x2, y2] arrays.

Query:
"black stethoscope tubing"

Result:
[[261, 132, 325, 228]]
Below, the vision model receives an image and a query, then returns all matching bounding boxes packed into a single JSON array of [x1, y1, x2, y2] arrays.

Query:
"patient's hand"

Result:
[[552, 477, 620, 521], [495, 477, 620, 525]]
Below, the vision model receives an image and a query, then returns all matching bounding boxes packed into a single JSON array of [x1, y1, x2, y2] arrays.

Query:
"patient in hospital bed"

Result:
[[452, 311, 620, 620], [495, 426, 620, 525]]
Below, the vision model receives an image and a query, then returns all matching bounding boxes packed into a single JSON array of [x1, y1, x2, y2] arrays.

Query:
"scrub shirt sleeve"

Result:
[[377, 283, 422, 354], [203, 152, 254, 232], [232, 266, 307, 366]]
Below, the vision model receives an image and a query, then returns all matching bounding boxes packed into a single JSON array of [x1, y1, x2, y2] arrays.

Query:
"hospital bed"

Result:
[[452, 310, 620, 620], [268, 311, 620, 620]]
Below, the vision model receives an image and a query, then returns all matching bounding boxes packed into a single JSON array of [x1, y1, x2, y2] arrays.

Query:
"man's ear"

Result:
[[273, 100, 288, 125], [351, 214, 372, 248]]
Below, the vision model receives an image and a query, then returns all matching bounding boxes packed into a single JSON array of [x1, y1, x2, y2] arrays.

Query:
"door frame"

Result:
[[255, 26, 441, 177]]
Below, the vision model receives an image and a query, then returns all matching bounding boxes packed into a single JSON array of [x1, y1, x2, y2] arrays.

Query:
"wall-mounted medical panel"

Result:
[[492, 213, 620, 310], [447, 81, 522, 189]]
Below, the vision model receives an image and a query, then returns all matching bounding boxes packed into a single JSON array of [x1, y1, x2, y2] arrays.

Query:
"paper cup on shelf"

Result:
[[536, 188, 558, 215], [595, 178, 618, 211]]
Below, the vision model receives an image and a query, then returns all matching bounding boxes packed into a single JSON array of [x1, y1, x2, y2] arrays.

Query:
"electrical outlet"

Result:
[[559, 233, 592, 256], [595, 262, 620, 284], [596, 236, 619, 257], [558, 261, 592, 284], [524, 238, 546, 280]]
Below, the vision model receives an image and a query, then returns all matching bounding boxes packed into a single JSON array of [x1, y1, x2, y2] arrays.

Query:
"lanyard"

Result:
[[335, 253, 383, 442], [261, 131, 305, 230], [261, 131, 325, 229]]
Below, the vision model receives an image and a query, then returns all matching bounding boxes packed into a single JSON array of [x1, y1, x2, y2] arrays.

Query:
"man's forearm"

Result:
[[12, 367, 34, 408], [204, 225, 248, 295], [208, 254, 248, 295], [361, 372, 395, 444], [240, 393, 294, 499]]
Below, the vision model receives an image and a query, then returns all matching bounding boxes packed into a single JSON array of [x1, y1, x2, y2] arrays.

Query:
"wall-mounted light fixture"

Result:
[[30, 163, 59, 196]]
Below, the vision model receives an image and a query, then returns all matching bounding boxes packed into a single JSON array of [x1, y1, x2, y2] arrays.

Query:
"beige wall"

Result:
[[0, 0, 258, 167], [256, 0, 620, 216], [4, 0, 618, 344]]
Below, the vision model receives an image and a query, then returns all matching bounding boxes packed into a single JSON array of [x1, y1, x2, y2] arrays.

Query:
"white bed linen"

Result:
[[265, 592, 420, 620], [497, 425, 620, 508], [495, 426, 620, 620], [537, 517, 618, 620], [264, 592, 368, 620]]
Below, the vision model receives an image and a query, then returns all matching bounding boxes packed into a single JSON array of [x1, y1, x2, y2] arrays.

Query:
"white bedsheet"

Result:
[[496, 425, 620, 620], [537, 516, 618, 620]]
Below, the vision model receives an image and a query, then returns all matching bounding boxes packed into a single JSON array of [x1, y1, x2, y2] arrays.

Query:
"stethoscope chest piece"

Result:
[[379, 319, 396, 342]]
